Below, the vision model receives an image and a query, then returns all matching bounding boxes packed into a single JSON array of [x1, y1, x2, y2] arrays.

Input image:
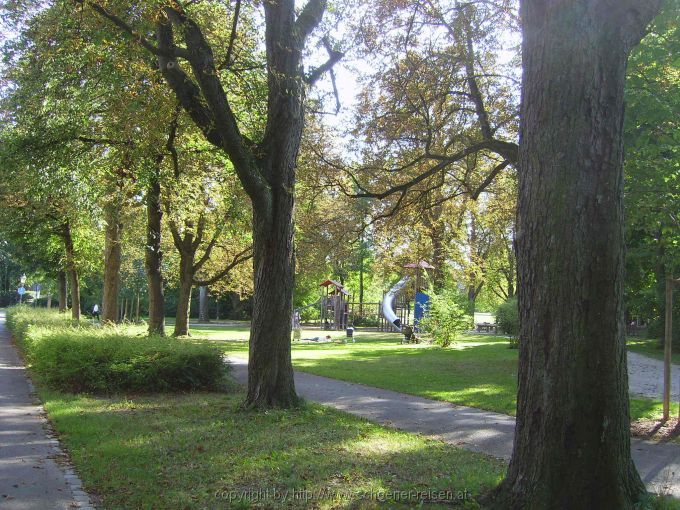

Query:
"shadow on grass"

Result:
[[42, 390, 505, 509], [292, 342, 519, 415], [630, 397, 665, 421]]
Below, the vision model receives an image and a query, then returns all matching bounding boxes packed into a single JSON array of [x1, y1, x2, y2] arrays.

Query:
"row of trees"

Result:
[[0, 4, 254, 334]]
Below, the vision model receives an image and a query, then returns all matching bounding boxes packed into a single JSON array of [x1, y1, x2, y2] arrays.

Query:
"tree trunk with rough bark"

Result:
[[57, 271, 67, 313], [145, 169, 165, 336], [423, 205, 446, 290], [173, 252, 194, 336], [239, 0, 330, 408], [102, 201, 122, 323], [198, 286, 209, 322], [430, 230, 446, 291], [358, 257, 364, 315], [492, 1, 661, 508], [247, 197, 297, 407], [63, 221, 80, 321]]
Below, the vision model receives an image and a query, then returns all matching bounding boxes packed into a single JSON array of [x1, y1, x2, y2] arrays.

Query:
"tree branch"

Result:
[[83, 1, 189, 59], [294, 0, 327, 44], [192, 213, 206, 252], [349, 140, 512, 199], [166, 105, 181, 179], [75, 136, 133, 147], [469, 160, 510, 199], [162, 6, 267, 202], [193, 246, 253, 286], [462, 14, 493, 140], [155, 17, 223, 148], [167, 218, 185, 255], [305, 37, 344, 85], [192, 223, 223, 272], [222, 0, 241, 70]]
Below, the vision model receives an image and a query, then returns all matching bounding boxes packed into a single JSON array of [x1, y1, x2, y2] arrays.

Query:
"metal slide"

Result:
[[381, 276, 410, 331]]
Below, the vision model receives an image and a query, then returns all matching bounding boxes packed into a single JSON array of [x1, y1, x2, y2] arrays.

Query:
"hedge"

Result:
[[6, 306, 229, 394]]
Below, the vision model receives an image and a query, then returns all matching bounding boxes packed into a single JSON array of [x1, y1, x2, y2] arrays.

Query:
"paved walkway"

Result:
[[0, 312, 93, 509], [230, 357, 680, 498], [629, 351, 680, 401]]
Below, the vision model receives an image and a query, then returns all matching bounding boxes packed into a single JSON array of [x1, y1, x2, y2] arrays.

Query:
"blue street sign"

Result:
[[17, 287, 26, 295]]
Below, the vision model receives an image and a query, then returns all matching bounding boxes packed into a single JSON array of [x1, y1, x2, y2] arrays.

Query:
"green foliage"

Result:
[[419, 289, 473, 347], [635, 493, 680, 510], [646, 315, 680, 349], [352, 314, 381, 328], [496, 296, 519, 347], [0, 290, 17, 307], [623, 2, 680, 329], [7, 307, 228, 394], [299, 303, 320, 322]]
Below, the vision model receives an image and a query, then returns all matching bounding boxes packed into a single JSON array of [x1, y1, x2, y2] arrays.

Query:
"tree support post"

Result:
[[664, 276, 673, 421]]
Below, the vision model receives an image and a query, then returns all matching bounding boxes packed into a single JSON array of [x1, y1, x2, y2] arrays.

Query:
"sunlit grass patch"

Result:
[[40, 389, 505, 509]]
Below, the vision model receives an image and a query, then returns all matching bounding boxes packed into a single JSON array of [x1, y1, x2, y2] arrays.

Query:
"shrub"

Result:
[[6, 307, 229, 394], [299, 304, 320, 322], [647, 317, 680, 349], [0, 290, 18, 307], [352, 315, 381, 328], [419, 290, 473, 347], [496, 296, 519, 347]]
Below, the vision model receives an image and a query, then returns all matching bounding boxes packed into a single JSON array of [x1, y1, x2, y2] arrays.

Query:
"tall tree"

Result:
[[623, 0, 680, 342], [493, 1, 661, 508], [163, 120, 253, 337], [85, 0, 338, 406], [329, 1, 519, 209]]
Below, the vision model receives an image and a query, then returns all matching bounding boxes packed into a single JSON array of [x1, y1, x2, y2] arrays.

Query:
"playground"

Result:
[[151, 319, 670, 425]]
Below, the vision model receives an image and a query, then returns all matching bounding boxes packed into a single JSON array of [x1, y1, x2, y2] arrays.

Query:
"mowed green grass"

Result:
[[41, 388, 505, 509], [628, 336, 680, 365], [182, 324, 667, 422], [291, 333, 520, 415]]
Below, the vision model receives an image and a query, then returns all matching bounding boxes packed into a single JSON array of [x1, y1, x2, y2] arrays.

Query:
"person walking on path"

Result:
[[92, 304, 99, 321]]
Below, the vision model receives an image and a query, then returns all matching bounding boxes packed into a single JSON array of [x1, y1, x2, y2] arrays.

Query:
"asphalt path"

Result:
[[0, 311, 93, 509], [230, 356, 680, 498]]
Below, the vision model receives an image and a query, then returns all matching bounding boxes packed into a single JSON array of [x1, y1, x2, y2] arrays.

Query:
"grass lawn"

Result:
[[41, 388, 505, 509], [628, 336, 680, 365], [182, 326, 667, 422]]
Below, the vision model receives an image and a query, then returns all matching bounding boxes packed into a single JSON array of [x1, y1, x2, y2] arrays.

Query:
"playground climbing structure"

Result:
[[381, 261, 434, 332]]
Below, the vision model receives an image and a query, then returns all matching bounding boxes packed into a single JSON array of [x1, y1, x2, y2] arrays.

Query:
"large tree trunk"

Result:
[[242, 1, 319, 409], [430, 229, 446, 291], [505, 238, 516, 299], [102, 201, 122, 323], [423, 206, 446, 290], [57, 270, 67, 313], [148, 0, 327, 408], [63, 222, 80, 321], [145, 169, 165, 336], [358, 254, 364, 315], [198, 286, 209, 322], [173, 253, 194, 337], [493, 2, 661, 508], [246, 197, 298, 408]]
